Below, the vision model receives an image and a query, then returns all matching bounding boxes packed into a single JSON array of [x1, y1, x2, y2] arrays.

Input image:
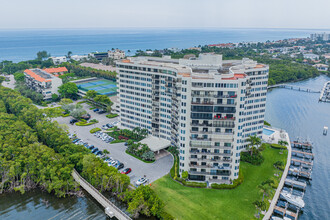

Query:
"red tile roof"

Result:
[[24, 69, 51, 82], [44, 67, 68, 74], [223, 73, 246, 80]]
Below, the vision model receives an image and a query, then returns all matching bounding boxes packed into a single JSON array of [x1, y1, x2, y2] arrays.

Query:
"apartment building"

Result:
[[24, 68, 63, 100], [116, 54, 268, 184], [108, 49, 126, 60]]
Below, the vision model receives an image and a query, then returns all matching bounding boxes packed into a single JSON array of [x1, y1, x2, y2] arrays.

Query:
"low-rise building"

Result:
[[50, 56, 67, 65], [89, 52, 108, 61], [108, 49, 125, 60], [313, 64, 329, 71], [44, 67, 68, 77], [303, 53, 319, 60], [70, 55, 88, 61], [23, 68, 63, 99]]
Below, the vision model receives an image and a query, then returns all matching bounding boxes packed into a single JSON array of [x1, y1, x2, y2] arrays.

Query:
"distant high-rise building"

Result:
[[310, 33, 330, 41], [116, 54, 269, 184]]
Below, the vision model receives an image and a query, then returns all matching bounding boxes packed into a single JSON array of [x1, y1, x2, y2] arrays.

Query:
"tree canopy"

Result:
[[58, 82, 78, 99]]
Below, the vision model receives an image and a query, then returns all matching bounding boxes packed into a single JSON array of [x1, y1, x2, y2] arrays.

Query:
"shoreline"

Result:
[[263, 127, 292, 220]]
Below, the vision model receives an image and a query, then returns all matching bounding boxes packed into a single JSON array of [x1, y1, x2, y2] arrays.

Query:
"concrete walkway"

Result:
[[72, 169, 132, 220], [263, 128, 292, 220]]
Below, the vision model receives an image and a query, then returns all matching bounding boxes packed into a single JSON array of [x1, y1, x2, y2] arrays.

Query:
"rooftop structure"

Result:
[[116, 54, 269, 184], [50, 56, 67, 65], [44, 67, 68, 76]]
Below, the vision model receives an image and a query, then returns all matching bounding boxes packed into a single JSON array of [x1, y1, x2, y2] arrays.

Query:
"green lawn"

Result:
[[151, 146, 287, 220]]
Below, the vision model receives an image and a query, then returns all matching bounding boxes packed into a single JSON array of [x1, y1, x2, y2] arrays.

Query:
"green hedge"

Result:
[[76, 121, 97, 126], [270, 144, 287, 149], [125, 150, 155, 163], [90, 127, 101, 133], [211, 170, 244, 189], [106, 113, 119, 118], [182, 181, 207, 188]]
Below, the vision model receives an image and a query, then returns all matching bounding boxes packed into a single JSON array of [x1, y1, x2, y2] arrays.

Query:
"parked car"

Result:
[[72, 138, 80, 143], [106, 123, 114, 128], [121, 168, 132, 174], [114, 162, 124, 169], [97, 110, 106, 114], [70, 118, 78, 125], [91, 148, 99, 153], [93, 108, 99, 112], [102, 125, 109, 130], [136, 177, 148, 186], [88, 145, 95, 150], [81, 113, 91, 120]]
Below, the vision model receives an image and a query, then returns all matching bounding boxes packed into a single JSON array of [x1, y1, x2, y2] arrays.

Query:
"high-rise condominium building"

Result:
[[116, 54, 268, 184]]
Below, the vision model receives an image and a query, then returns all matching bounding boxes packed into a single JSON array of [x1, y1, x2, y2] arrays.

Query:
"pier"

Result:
[[264, 138, 314, 220], [268, 84, 321, 93], [72, 169, 132, 220]]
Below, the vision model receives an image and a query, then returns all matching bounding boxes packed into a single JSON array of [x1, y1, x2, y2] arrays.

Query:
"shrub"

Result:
[[182, 181, 207, 188], [141, 151, 155, 161], [118, 135, 129, 140], [211, 170, 244, 189], [89, 119, 98, 123], [273, 161, 285, 171], [62, 113, 70, 117], [90, 127, 101, 134], [240, 151, 264, 165], [106, 113, 119, 118], [270, 144, 287, 149]]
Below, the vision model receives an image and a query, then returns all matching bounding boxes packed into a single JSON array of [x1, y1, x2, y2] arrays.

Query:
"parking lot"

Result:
[[55, 103, 173, 185]]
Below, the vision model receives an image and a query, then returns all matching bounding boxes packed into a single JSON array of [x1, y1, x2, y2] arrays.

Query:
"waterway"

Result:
[[0, 75, 329, 219], [265, 75, 330, 219]]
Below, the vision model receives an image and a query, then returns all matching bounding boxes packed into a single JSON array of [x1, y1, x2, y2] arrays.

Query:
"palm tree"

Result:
[[67, 51, 72, 58], [247, 135, 260, 156]]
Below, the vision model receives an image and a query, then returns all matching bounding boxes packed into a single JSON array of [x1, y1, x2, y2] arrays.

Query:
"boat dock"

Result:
[[265, 138, 314, 220], [284, 179, 307, 190], [274, 206, 298, 220], [268, 84, 321, 93], [319, 81, 330, 103]]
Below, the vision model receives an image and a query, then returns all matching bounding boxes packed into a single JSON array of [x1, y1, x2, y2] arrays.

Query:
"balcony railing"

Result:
[[189, 151, 233, 156], [188, 170, 231, 176]]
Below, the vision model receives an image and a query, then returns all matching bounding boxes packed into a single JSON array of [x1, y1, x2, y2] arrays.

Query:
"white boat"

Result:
[[280, 191, 305, 208]]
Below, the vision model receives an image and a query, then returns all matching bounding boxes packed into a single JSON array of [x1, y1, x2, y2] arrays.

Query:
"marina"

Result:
[[270, 139, 314, 220], [319, 81, 330, 102]]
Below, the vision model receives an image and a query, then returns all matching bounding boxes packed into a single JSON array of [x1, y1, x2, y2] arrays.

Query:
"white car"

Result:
[[136, 177, 148, 186]]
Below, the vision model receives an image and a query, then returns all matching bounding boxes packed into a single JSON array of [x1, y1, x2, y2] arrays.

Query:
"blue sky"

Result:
[[1, 0, 330, 29]]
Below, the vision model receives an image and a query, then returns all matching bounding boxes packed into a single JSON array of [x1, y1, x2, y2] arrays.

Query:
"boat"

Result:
[[280, 191, 305, 208], [323, 126, 328, 135]]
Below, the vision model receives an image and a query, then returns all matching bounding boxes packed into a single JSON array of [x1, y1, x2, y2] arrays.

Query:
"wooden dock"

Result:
[[72, 169, 132, 220], [291, 158, 313, 166], [285, 179, 307, 190], [292, 150, 314, 157], [274, 206, 298, 219]]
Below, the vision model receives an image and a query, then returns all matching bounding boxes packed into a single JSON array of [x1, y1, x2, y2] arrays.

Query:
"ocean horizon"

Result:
[[1, 27, 329, 63]]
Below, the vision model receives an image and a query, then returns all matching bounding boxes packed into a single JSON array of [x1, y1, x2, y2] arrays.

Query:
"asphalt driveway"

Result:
[[55, 104, 173, 185]]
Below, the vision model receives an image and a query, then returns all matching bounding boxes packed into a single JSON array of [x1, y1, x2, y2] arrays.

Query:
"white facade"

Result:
[[108, 49, 126, 60], [303, 53, 319, 60], [71, 55, 88, 61], [50, 56, 67, 65], [24, 68, 63, 100], [310, 33, 330, 41], [116, 54, 268, 184], [313, 64, 329, 71]]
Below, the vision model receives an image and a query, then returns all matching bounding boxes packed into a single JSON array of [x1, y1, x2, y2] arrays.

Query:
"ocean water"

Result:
[[0, 28, 326, 62]]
